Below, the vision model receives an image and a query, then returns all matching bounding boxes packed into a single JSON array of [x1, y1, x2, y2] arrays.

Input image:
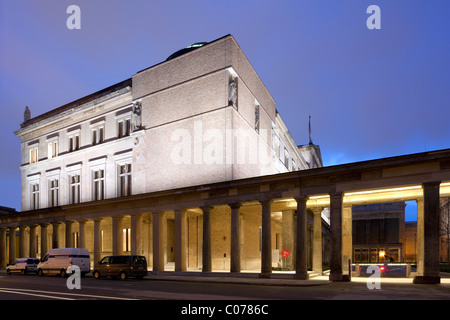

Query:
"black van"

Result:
[[93, 255, 147, 280]]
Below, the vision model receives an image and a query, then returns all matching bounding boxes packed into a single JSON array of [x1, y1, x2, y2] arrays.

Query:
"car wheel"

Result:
[[38, 269, 44, 276], [20, 269, 25, 275], [119, 272, 127, 280], [60, 269, 67, 277], [93, 271, 101, 279], [6, 269, 11, 275]]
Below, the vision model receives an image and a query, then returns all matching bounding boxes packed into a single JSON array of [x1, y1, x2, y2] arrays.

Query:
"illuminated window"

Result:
[[29, 147, 38, 164], [47, 141, 58, 159], [123, 228, 131, 252]]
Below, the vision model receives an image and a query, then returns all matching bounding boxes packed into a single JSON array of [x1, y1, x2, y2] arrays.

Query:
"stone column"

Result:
[[295, 197, 308, 280], [93, 218, 102, 265], [52, 222, 61, 249], [312, 207, 323, 275], [416, 199, 424, 276], [174, 209, 187, 272], [342, 205, 353, 278], [282, 210, 295, 270], [40, 224, 49, 258], [112, 216, 124, 255], [329, 192, 348, 281], [260, 200, 272, 276], [9, 227, 16, 264], [29, 225, 38, 258], [131, 214, 143, 256], [78, 220, 87, 249], [201, 206, 213, 273], [230, 203, 242, 273], [0, 228, 7, 269], [414, 181, 441, 284], [19, 226, 28, 258], [152, 212, 166, 272], [65, 221, 74, 248]]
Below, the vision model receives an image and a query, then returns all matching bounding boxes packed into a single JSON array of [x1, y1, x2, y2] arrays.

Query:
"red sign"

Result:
[[281, 249, 290, 258]]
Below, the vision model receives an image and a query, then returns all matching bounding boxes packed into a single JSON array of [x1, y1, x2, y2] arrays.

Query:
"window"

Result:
[[72, 232, 79, 248], [123, 228, 131, 252], [69, 134, 80, 152], [255, 105, 260, 133], [93, 169, 105, 201], [118, 164, 132, 197], [117, 119, 130, 138], [48, 179, 59, 207], [47, 141, 58, 159], [31, 184, 39, 210], [92, 126, 104, 145], [29, 147, 38, 164], [69, 175, 81, 204], [284, 148, 289, 168]]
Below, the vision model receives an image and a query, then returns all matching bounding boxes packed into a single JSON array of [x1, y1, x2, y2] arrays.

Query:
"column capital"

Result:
[[228, 203, 242, 210]]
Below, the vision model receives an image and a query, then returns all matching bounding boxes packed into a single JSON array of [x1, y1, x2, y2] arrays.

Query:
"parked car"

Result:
[[37, 248, 90, 277], [7, 258, 40, 275], [93, 255, 148, 280]]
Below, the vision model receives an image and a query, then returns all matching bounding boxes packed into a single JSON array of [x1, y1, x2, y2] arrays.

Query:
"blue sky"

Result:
[[1, 1, 449, 220]]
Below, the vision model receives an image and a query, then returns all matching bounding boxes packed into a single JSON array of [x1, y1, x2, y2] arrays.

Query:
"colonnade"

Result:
[[0, 180, 443, 284]]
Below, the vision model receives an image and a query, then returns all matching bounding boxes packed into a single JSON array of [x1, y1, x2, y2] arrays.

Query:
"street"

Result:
[[1, 272, 450, 318]]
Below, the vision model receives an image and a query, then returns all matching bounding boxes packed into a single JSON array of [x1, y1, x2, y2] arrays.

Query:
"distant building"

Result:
[[352, 202, 407, 263]]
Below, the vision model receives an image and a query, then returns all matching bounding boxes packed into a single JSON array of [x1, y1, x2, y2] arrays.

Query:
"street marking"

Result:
[[0, 287, 139, 300], [0, 288, 75, 300]]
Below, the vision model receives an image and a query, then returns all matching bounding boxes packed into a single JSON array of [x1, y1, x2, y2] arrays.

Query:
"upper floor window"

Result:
[[29, 147, 38, 164], [48, 179, 59, 207], [48, 141, 58, 159], [117, 118, 130, 138], [69, 134, 80, 152], [92, 126, 104, 146], [30, 183, 39, 210], [92, 169, 105, 201], [69, 175, 81, 204], [255, 105, 260, 133], [118, 164, 132, 197]]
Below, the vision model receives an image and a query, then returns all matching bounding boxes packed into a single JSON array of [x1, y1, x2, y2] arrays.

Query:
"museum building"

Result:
[[0, 35, 326, 274]]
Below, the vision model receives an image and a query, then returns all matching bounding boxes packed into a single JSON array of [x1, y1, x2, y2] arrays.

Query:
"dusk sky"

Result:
[[1, 1, 449, 220]]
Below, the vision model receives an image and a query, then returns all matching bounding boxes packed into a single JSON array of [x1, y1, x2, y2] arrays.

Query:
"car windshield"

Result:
[[133, 256, 146, 265]]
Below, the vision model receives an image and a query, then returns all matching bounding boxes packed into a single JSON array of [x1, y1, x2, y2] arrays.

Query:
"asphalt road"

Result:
[[1, 273, 450, 318]]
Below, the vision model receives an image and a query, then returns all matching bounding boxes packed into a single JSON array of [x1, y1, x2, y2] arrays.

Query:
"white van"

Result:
[[37, 248, 90, 277], [7, 258, 40, 275]]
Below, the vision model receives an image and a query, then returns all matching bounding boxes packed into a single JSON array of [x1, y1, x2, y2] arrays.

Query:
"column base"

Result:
[[294, 273, 309, 280], [329, 273, 351, 282], [413, 276, 441, 284]]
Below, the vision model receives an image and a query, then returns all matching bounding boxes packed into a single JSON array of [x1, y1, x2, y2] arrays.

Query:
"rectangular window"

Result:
[[69, 175, 81, 204], [93, 169, 105, 201], [284, 148, 289, 168], [117, 119, 130, 138], [31, 184, 39, 210], [29, 147, 38, 164], [118, 164, 132, 197], [48, 179, 59, 207], [92, 127, 104, 145], [72, 232, 79, 248], [122, 228, 131, 252], [69, 134, 80, 152], [47, 141, 58, 159]]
